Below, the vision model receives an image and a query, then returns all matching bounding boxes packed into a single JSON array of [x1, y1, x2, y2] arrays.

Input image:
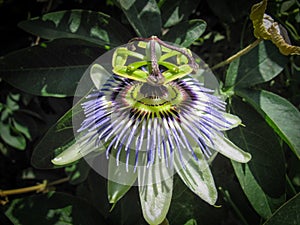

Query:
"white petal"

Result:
[[174, 148, 217, 205], [138, 155, 173, 225], [221, 112, 242, 130], [210, 133, 251, 163], [90, 64, 111, 89], [199, 112, 242, 131], [52, 132, 104, 165], [51, 142, 82, 165]]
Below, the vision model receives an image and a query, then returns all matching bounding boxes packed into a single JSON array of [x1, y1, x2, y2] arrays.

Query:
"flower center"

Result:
[[117, 81, 188, 117]]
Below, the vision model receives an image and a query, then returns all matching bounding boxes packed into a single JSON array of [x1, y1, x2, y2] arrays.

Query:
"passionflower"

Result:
[[250, 0, 300, 55], [52, 37, 251, 225]]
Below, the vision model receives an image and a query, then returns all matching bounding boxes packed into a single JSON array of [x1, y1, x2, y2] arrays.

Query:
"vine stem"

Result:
[[211, 39, 262, 70], [0, 177, 69, 199], [286, 174, 297, 195], [219, 187, 249, 225]]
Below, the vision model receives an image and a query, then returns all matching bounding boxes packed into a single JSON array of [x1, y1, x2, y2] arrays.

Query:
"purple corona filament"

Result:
[[78, 72, 236, 170]]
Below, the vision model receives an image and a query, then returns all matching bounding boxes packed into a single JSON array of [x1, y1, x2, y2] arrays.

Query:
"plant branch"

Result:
[[211, 39, 262, 70], [219, 187, 249, 225], [0, 177, 69, 203]]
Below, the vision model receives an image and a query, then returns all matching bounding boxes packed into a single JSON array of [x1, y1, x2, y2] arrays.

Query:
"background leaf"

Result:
[[167, 173, 254, 225], [107, 153, 137, 204], [4, 192, 107, 225], [263, 193, 300, 225], [225, 41, 288, 89], [160, 0, 201, 28], [77, 170, 146, 225], [31, 101, 81, 168], [18, 10, 132, 47], [117, 0, 162, 37], [0, 121, 26, 150], [206, 0, 256, 23], [237, 89, 300, 159], [228, 97, 286, 219], [163, 19, 206, 47], [0, 211, 14, 225], [65, 159, 91, 185], [0, 39, 101, 97], [184, 219, 197, 225]]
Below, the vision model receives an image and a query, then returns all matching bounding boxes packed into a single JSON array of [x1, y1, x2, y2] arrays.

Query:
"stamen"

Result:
[[106, 135, 119, 159], [78, 66, 242, 171]]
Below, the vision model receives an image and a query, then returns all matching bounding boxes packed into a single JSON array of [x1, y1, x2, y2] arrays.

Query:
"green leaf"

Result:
[[225, 41, 288, 89], [6, 94, 20, 111], [206, 0, 255, 23], [0, 38, 103, 97], [65, 159, 91, 185], [184, 219, 197, 225], [159, 0, 201, 27], [76, 171, 111, 218], [163, 19, 206, 47], [0, 94, 20, 121], [168, 174, 230, 225], [18, 10, 132, 47], [263, 193, 300, 225], [4, 192, 107, 225], [107, 151, 137, 204], [0, 108, 10, 121], [12, 118, 31, 140], [0, 211, 14, 225], [32, 86, 105, 168], [237, 89, 300, 159], [280, 0, 297, 12], [228, 98, 286, 219], [107, 179, 135, 206], [0, 121, 26, 150], [77, 170, 146, 225], [117, 0, 162, 37], [31, 101, 80, 168]]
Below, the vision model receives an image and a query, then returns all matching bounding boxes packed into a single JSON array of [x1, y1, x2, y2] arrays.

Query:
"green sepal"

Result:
[[107, 151, 138, 205]]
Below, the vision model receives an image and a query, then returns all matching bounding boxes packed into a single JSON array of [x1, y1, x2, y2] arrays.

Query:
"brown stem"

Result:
[[211, 39, 262, 70], [0, 177, 69, 199], [48, 177, 70, 186]]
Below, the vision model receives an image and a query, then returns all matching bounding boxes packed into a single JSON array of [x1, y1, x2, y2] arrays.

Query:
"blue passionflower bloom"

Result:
[[52, 38, 251, 225]]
